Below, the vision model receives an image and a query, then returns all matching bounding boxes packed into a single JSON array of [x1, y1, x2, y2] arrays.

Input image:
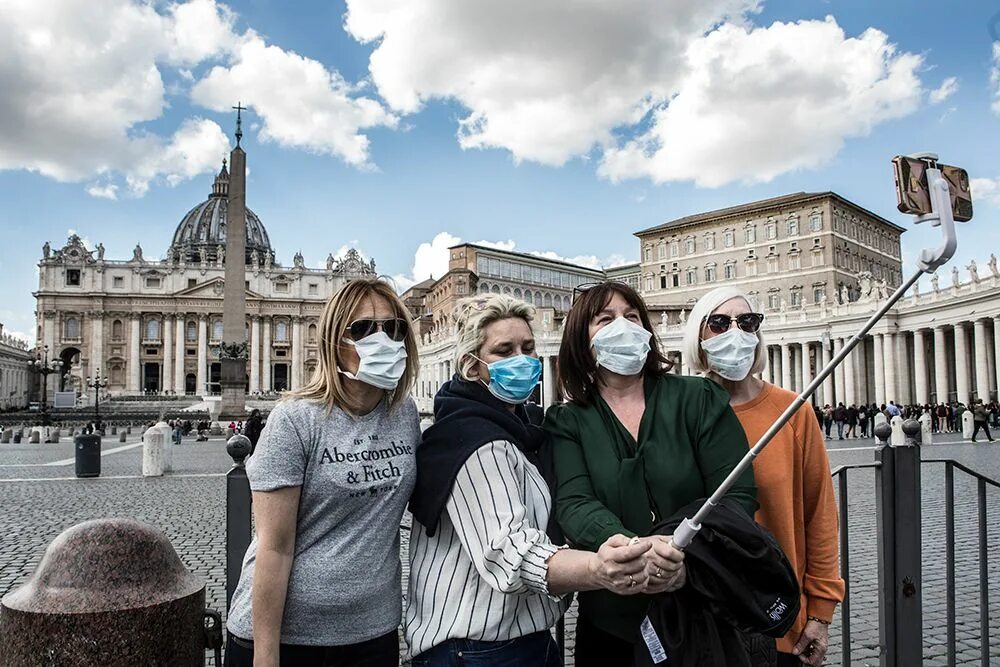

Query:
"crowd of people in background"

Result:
[[815, 399, 999, 442]]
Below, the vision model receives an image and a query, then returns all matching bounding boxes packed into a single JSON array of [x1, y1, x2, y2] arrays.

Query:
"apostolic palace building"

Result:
[[23, 166, 1000, 418]]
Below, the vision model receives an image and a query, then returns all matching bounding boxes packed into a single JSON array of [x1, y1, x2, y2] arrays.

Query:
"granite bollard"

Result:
[[918, 411, 933, 444], [12, 432, 21, 444], [29, 430, 40, 444], [110, 425, 117, 435], [0, 518, 210, 666], [119, 430, 127, 443], [0, 429, 10, 444], [142, 423, 172, 477], [889, 415, 905, 446], [962, 411, 975, 439]]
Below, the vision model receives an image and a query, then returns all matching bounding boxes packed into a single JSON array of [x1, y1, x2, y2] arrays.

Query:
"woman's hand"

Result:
[[792, 619, 829, 666], [639, 535, 686, 594], [588, 534, 652, 595]]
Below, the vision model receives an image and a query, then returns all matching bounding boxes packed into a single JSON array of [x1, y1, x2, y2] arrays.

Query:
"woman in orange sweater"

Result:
[[682, 286, 845, 667]]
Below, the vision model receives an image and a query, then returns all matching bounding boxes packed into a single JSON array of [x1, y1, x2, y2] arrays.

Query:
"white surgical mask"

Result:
[[339, 331, 407, 390], [591, 317, 652, 376], [700, 328, 758, 381]]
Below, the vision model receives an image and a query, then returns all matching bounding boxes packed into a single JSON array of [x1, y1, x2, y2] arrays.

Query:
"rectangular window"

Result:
[[145, 277, 161, 288], [657, 244, 666, 259], [275, 282, 289, 293], [724, 264, 735, 280], [187, 278, 197, 288], [766, 224, 777, 240], [186, 348, 196, 356], [745, 227, 756, 244], [245, 281, 250, 290], [791, 291, 802, 306], [113, 276, 124, 288], [810, 214, 822, 231], [705, 235, 715, 251], [685, 239, 695, 254], [813, 287, 825, 304], [671, 274, 679, 287], [670, 242, 679, 258], [644, 248, 652, 262], [660, 276, 667, 289], [787, 220, 799, 236], [308, 283, 318, 295], [145, 348, 158, 356], [275, 349, 287, 357], [66, 269, 81, 286], [724, 231, 735, 247], [686, 270, 696, 285]]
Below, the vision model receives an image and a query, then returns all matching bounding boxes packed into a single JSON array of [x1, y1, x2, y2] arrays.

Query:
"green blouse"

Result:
[[544, 373, 757, 641]]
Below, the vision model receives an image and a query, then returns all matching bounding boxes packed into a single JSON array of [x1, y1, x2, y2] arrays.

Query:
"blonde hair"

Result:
[[454, 295, 534, 381], [285, 278, 417, 412], [682, 286, 767, 377]]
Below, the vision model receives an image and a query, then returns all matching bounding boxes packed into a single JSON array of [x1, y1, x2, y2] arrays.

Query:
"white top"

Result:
[[404, 440, 569, 658]]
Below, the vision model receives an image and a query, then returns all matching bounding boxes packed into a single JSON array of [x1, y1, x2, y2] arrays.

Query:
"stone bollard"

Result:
[[225, 427, 235, 439], [0, 429, 10, 444], [12, 432, 21, 444], [110, 425, 117, 435], [919, 412, 933, 445], [0, 518, 211, 666], [142, 422, 172, 477], [119, 430, 127, 443], [29, 430, 40, 444], [209, 422, 223, 436], [890, 415, 905, 446], [873, 412, 887, 437], [126, 424, 132, 435], [962, 411, 975, 440]]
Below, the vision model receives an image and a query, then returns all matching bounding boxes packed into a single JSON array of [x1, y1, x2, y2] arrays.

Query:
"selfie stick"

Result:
[[671, 155, 962, 550]]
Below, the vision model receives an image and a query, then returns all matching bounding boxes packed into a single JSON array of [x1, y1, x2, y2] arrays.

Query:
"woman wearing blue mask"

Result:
[[406, 294, 653, 667], [544, 282, 757, 667], [225, 279, 419, 667]]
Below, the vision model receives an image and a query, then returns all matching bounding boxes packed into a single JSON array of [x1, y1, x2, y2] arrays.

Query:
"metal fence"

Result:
[[224, 419, 1000, 666]]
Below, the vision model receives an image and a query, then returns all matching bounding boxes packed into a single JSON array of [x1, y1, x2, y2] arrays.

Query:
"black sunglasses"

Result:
[[571, 281, 610, 305], [705, 312, 765, 334], [344, 318, 409, 342]]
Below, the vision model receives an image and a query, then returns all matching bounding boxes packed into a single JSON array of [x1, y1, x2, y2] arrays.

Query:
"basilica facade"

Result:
[[34, 164, 376, 399]]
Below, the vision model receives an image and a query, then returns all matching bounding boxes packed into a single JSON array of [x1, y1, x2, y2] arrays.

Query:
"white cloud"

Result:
[[971, 177, 1000, 205], [66, 229, 93, 250], [345, 0, 757, 165], [86, 182, 120, 200], [190, 35, 397, 167], [0, 0, 238, 196], [526, 250, 627, 271], [600, 18, 923, 187], [992, 43, 1000, 114], [929, 76, 958, 104]]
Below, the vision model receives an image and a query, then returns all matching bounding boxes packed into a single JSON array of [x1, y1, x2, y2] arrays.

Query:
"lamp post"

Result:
[[85, 368, 109, 434], [28, 346, 63, 427]]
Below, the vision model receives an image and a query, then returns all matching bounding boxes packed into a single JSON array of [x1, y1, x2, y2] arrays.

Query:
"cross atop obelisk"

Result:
[[219, 103, 248, 418]]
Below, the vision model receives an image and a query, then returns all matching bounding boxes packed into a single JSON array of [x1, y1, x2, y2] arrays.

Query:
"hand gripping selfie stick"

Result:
[[671, 154, 966, 550]]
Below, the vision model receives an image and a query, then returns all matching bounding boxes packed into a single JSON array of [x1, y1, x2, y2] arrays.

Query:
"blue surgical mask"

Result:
[[473, 354, 542, 404]]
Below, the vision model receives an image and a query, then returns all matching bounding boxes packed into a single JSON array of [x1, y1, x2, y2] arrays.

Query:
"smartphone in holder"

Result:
[[892, 155, 973, 221]]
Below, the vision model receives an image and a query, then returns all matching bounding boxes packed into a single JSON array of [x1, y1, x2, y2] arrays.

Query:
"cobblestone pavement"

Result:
[[0, 431, 998, 665]]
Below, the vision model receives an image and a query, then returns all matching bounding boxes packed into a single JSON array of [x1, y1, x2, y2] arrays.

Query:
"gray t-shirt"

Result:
[[227, 396, 419, 646]]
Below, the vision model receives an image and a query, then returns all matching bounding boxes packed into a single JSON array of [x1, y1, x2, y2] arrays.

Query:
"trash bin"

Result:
[[74, 434, 101, 479]]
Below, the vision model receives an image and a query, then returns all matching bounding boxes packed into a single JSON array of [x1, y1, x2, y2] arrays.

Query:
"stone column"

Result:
[[291, 316, 303, 390], [994, 316, 1000, 402], [780, 344, 792, 390], [89, 313, 104, 381], [873, 334, 886, 405], [954, 322, 970, 404], [973, 319, 991, 401], [196, 315, 207, 397], [801, 342, 814, 400], [261, 316, 272, 392], [128, 315, 141, 393], [933, 325, 949, 404], [249, 316, 261, 394], [843, 339, 856, 407], [163, 315, 173, 393], [913, 329, 929, 405], [821, 341, 833, 405], [833, 338, 845, 405], [987, 322, 997, 399], [897, 332, 912, 405], [884, 332, 898, 405], [762, 347, 772, 383], [543, 356, 557, 408], [174, 317, 185, 394]]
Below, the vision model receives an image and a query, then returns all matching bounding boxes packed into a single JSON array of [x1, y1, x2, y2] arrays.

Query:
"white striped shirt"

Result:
[[404, 440, 570, 658]]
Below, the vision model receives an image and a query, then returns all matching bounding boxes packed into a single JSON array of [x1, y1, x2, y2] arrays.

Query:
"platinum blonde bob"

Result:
[[681, 286, 767, 377]]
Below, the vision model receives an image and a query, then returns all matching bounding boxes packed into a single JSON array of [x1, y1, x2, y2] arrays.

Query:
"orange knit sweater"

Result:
[[732, 382, 845, 654]]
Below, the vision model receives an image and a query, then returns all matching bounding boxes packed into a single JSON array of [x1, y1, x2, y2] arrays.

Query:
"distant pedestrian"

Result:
[[858, 407, 869, 438], [834, 402, 847, 439], [823, 404, 834, 439], [885, 401, 901, 418], [971, 400, 995, 443], [244, 409, 264, 452], [846, 405, 858, 438]]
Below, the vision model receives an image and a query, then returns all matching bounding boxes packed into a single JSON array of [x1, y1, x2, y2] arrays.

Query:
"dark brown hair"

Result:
[[558, 281, 671, 406]]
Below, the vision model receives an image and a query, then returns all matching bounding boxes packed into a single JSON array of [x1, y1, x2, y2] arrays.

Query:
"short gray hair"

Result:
[[681, 286, 766, 376], [454, 295, 535, 381]]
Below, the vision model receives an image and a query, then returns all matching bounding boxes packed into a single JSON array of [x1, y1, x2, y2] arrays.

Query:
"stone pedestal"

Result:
[[0, 519, 207, 666], [209, 422, 223, 436], [219, 358, 247, 420], [962, 411, 975, 440], [918, 412, 933, 445], [119, 431, 127, 443], [142, 423, 173, 477], [890, 416, 905, 446], [29, 430, 40, 444]]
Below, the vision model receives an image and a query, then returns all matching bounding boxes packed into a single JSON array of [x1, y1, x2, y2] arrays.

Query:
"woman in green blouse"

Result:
[[545, 282, 757, 666]]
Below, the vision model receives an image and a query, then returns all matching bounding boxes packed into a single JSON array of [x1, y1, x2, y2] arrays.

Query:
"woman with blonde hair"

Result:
[[406, 294, 654, 666], [682, 285, 844, 667], [226, 278, 420, 667]]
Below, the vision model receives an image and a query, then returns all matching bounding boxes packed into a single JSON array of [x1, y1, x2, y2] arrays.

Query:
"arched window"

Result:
[[146, 319, 160, 341], [64, 317, 79, 340], [524, 291, 533, 305], [479, 282, 490, 294], [275, 320, 288, 342], [112, 319, 123, 340], [491, 285, 501, 294], [308, 323, 317, 342], [111, 365, 123, 385], [186, 321, 197, 341], [212, 320, 223, 340], [543, 293, 553, 308]]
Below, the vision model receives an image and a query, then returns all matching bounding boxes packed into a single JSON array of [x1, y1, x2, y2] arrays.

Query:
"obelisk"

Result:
[[219, 103, 248, 419]]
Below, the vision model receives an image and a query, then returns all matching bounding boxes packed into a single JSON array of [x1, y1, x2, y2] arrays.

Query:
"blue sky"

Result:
[[1, 0, 998, 342]]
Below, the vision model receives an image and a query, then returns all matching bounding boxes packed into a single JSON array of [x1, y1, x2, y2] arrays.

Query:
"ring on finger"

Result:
[[628, 574, 636, 587], [654, 568, 662, 578]]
